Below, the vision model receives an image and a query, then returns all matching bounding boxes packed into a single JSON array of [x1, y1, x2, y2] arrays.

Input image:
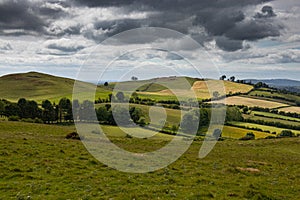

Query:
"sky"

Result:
[[0, 0, 299, 81]]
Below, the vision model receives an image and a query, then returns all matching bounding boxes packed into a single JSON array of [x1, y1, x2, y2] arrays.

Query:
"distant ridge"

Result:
[[244, 79, 300, 87], [244, 79, 300, 93], [0, 71, 93, 102]]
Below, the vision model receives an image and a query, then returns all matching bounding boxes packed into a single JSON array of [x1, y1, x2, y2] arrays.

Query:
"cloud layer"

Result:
[[0, 0, 284, 51]]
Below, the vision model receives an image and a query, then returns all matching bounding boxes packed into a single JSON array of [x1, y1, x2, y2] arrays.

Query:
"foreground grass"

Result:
[[0, 121, 300, 199]]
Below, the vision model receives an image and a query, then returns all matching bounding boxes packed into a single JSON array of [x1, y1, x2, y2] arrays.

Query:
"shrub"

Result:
[[279, 130, 295, 137], [21, 118, 35, 123], [265, 136, 276, 139], [66, 132, 81, 140], [34, 118, 43, 123], [240, 132, 255, 140], [212, 129, 222, 140], [8, 115, 19, 121]]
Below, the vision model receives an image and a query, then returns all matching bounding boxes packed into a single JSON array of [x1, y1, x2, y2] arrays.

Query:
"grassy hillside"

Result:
[[0, 72, 112, 103], [211, 96, 290, 108], [0, 121, 300, 199], [138, 79, 253, 100]]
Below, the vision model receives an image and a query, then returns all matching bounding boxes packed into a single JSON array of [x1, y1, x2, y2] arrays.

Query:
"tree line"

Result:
[[0, 98, 72, 124]]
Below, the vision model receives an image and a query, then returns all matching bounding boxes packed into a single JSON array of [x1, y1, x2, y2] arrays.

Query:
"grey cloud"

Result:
[[45, 39, 87, 52], [225, 19, 282, 41], [255, 6, 277, 18], [215, 36, 244, 52], [0, 0, 45, 32], [47, 43, 85, 52], [0, 0, 283, 52]]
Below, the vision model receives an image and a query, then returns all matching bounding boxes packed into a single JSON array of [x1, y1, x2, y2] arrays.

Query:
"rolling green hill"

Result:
[[0, 72, 113, 103], [0, 72, 254, 103]]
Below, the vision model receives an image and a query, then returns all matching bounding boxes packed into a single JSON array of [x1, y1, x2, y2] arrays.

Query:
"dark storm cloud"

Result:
[[0, 0, 68, 35], [0, 0, 283, 51], [225, 19, 282, 41], [255, 6, 277, 18], [0, 0, 45, 32], [215, 36, 244, 52], [71, 0, 281, 51]]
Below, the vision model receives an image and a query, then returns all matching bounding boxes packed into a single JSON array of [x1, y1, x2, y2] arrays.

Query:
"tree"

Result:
[[279, 130, 295, 137], [112, 106, 131, 126], [26, 100, 41, 119], [129, 107, 143, 123], [17, 98, 28, 118], [5, 103, 19, 117], [42, 100, 56, 123], [80, 100, 94, 121], [240, 132, 255, 140], [96, 107, 109, 122], [181, 110, 199, 133], [212, 129, 222, 140], [229, 76, 235, 82], [72, 100, 80, 121], [116, 91, 125, 102], [226, 106, 243, 122], [0, 101, 5, 116], [108, 94, 115, 102], [58, 98, 72, 122], [220, 75, 226, 80], [104, 82, 108, 86], [171, 125, 178, 134], [213, 91, 220, 99], [131, 76, 138, 81]]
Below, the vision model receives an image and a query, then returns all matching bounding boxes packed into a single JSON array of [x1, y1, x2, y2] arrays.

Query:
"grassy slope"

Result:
[[0, 72, 111, 103], [251, 111, 300, 122], [249, 89, 300, 104], [279, 106, 300, 114], [0, 121, 300, 199], [0, 72, 252, 102], [231, 121, 300, 135], [211, 96, 290, 109], [138, 80, 253, 100]]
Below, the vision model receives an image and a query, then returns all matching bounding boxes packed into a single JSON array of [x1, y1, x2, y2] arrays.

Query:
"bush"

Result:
[[8, 116, 20, 121], [265, 136, 276, 139], [212, 129, 222, 140], [240, 132, 255, 140], [66, 132, 81, 140], [21, 118, 35, 123], [34, 118, 43, 123], [279, 130, 295, 137]]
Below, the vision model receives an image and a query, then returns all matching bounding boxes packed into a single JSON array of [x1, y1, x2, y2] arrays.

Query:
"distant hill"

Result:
[[0, 71, 94, 102], [244, 79, 300, 93], [0, 72, 254, 102]]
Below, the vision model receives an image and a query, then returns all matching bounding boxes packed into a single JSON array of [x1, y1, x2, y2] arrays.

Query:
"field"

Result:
[[221, 125, 273, 139], [279, 106, 300, 114], [250, 111, 300, 122], [211, 96, 289, 108], [230, 121, 300, 136], [249, 89, 300, 104], [138, 80, 253, 100], [1, 121, 300, 199]]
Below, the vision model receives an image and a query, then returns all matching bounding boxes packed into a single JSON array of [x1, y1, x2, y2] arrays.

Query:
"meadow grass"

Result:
[[230, 121, 300, 135], [249, 90, 300, 103], [222, 125, 272, 139], [0, 121, 300, 199], [279, 106, 300, 114], [250, 111, 300, 122], [211, 96, 289, 108]]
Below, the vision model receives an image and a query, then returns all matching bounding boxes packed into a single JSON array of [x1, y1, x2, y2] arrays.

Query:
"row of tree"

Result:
[[0, 98, 72, 123]]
